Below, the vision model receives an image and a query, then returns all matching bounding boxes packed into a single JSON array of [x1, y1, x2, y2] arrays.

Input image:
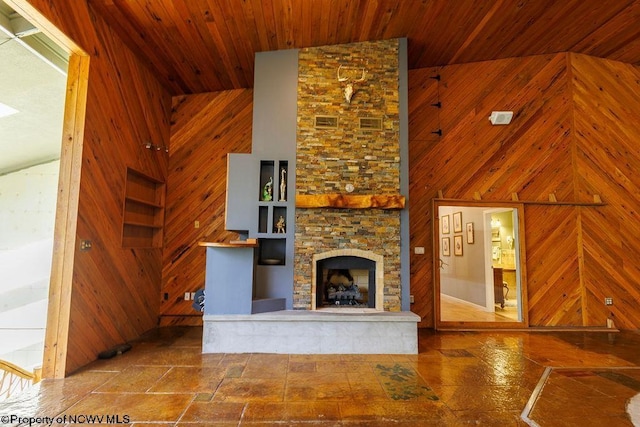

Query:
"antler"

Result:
[[337, 65, 367, 103], [337, 65, 366, 82], [337, 65, 348, 82]]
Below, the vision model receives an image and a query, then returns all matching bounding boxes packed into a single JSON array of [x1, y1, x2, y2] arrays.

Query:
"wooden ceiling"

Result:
[[87, 0, 640, 95]]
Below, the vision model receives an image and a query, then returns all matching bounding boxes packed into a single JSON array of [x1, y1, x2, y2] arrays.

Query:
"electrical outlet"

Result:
[[604, 297, 613, 306], [414, 247, 425, 255], [184, 292, 191, 301], [194, 220, 200, 229], [190, 292, 196, 300], [410, 295, 415, 303]]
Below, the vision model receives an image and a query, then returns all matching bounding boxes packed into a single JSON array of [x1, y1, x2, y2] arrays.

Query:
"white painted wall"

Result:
[[0, 161, 58, 250], [439, 206, 488, 307], [0, 160, 59, 369]]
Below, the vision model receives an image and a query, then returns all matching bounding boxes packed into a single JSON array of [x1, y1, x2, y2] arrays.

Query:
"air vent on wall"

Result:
[[359, 117, 382, 130], [314, 115, 338, 129]]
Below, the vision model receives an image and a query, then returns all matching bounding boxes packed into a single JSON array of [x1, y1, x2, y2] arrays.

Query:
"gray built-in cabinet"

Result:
[[223, 48, 298, 310]]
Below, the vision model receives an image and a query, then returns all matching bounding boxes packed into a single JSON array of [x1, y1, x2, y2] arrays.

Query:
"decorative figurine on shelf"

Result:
[[262, 177, 273, 201], [276, 215, 286, 233], [279, 168, 287, 201]]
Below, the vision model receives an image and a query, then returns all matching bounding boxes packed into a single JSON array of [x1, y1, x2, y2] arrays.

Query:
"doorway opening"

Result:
[[435, 201, 527, 328], [2, 0, 89, 379], [0, 1, 69, 373]]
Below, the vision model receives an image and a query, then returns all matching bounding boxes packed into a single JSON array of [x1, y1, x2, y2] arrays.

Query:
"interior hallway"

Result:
[[2, 327, 640, 426]]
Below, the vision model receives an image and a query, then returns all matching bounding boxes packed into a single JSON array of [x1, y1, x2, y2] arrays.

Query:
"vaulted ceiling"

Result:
[[88, 0, 640, 96]]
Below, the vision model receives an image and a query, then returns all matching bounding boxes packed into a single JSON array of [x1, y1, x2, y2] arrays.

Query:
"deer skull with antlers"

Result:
[[337, 65, 366, 104]]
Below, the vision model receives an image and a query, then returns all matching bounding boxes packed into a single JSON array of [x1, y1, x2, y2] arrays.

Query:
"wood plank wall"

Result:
[[571, 53, 640, 329], [408, 52, 640, 329], [21, 0, 172, 376], [161, 90, 253, 325]]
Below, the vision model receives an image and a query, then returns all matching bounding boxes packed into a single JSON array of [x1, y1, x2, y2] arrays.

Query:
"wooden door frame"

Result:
[[7, 0, 89, 378], [433, 199, 529, 330]]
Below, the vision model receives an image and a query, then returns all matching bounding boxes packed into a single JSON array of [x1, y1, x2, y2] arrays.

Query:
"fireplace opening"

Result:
[[316, 256, 376, 308]]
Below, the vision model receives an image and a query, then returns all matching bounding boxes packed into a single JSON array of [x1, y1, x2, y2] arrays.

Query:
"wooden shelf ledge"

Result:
[[199, 240, 259, 248], [296, 194, 405, 210]]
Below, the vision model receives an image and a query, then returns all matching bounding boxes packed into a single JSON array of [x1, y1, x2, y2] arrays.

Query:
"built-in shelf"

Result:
[[273, 206, 287, 234], [258, 238, 286, 265], [123, 220, 163, 229], [124, 195, 163, 208], [255, 160, 290, 265], [259, 160, 275, 201], [257, 160, 290, 239], [122, 168, 165, 248]]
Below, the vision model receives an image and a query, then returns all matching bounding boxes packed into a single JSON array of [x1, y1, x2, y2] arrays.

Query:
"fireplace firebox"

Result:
[[316, 256, 376, 308]]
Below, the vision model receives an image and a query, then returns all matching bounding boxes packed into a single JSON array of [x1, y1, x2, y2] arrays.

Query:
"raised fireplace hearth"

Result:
[[203, 310, 420, 354]]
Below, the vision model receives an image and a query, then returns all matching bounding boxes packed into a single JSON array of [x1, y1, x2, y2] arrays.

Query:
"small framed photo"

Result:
[[442, 215, 450, 234], [453, 212, 463, 233], [454, 235, 463, 256], [442, 237, 450, 256], [466, 222, 474, 244]]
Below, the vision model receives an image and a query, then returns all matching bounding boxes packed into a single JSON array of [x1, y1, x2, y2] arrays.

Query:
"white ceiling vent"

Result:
[[489, 111, 513, 125]]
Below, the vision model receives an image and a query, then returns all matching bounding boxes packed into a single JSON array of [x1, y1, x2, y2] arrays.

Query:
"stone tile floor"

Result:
[[2, 327, 640, 426]]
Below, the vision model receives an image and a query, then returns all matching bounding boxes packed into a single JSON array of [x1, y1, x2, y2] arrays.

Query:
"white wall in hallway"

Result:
[[0, 161, 59, 251], [0, 161, 59, 369]]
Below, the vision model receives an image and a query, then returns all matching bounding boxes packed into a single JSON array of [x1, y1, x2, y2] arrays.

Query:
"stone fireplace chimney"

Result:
[[294, 39, 403, 311]]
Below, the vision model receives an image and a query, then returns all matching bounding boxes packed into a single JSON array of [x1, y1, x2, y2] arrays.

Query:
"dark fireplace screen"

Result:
[[316, 256, 376, 308]]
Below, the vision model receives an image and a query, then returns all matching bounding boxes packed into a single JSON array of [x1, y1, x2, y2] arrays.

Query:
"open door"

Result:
[[434, 201, 528, 329]]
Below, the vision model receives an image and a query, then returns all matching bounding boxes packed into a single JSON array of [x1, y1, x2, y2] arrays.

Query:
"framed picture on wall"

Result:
[[466, 222, 474, 244], [442, 237, 451, 256], [442, 215, 450, 234], [453, 212, 463, 233], [454, 235, 463, 256]]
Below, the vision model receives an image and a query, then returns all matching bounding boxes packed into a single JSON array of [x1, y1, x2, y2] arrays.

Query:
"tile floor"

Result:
[[2, 327, 640, 426]]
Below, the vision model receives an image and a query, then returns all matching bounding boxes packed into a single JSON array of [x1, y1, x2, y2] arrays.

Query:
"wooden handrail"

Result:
[[0, 359, 37, 381], [0, 359, 41, 401]]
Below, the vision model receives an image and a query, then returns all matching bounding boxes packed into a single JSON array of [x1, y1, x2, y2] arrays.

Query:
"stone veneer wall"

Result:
[[294, 39, 401, 311]]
